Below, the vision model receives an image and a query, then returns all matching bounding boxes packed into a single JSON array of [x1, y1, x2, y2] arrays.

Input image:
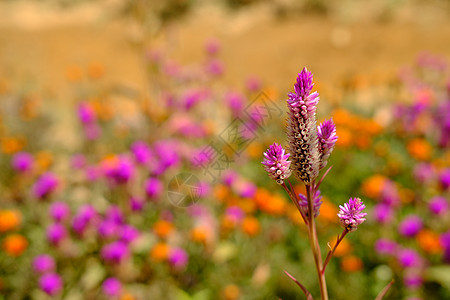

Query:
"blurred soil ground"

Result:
[[0, 1, 450, 104]]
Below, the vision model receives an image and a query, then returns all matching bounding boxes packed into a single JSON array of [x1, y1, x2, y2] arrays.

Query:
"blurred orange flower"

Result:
[[246, 142, 263, 159], [87, 62, 105, 79], [329, 237, 352, 257], [417, 229, 442, 254], [150, 243, 170, 261], [222, 284, 240, 300], [241, 216, 260, 236], [341, 255, 363, 272], [65, 65, 83, 82], [317, 199, 338, 223], [190, 227, 209, 244], [153, 220, 174, 238], [1, 137, 25, 154], [0, 210, 22, 232], [361, 174, 387, 199], [214, 184, 229, 202], [2, 234, 28, 257], [335, 128, 352, 148], [35, 151, 53, 172], [120, 293, 135, 300], [407, 138, 432, 161]]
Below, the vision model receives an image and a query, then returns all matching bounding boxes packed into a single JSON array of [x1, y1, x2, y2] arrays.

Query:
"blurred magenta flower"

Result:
[[101, 241, 129, 264], [105, 205, 124, 225], [373, 204, 393, 224], [32, 172, 59, 199], [428, 196, 448, 215], [205, 58, 224, 76], [98, 220, 120, 239], [77, 102, 96, 124], [337, 198, 367, 231], [245, 76, 262, 93], [440, 231, 450, 263], [131, 141, 153, 165], [262, 143, 292, 185], [398, 215, 423, 237], [222, 170, 238, 187], [70, 154, 86, 169], [103, 156, 135, 185], [72, 204, 98, 236], [12, 151, 33, 173], [39, 273, 63, 296], [169, 247, 188, 270], [129, 196, 144, 212], [374, 238, 398, 256], [397, 248, 422, 268], [413, 163, 435, 184], [102, 277, 122, 297], [120, 224, 140, 244], [145, 177, 163, 199], [205, 38, 220, 55], [439, 168, 450, 190], [225, 206, 245, 223], [225, 92, 245, 117], [49, 201, 70, 223], [46, 223, 67, 245], [32, 254, 55, 274], [235, 180, 257, 198], [299, 190, 323, 218], [403, 271, 423, 289]]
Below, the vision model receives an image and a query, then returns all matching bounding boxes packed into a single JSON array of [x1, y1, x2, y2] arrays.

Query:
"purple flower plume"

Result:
[[338, 197, 367, 231], [262, 143, 292, 184], [317, 118, 337, 169], [286, 67, 320, 184], [298, 190, 323, 218]]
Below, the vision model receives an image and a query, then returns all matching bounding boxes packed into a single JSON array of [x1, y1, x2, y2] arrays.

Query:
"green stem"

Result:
[[322, 229, 349, 275], [306, 184, 328, 300]]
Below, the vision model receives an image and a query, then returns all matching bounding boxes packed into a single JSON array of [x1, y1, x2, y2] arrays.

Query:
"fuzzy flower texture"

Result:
[[262, 143, 292, 184], [338, 198, 367, 232], [263, 67, 337, 186]]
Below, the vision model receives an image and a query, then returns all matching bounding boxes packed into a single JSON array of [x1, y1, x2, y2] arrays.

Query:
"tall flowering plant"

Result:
[[262, 68, 390, 300]]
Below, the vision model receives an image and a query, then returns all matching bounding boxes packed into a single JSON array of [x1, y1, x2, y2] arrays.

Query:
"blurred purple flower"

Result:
[[245, 76, 262, 93], [32, 172, 59, 199], [72, 204, 98, 236], [299, 190, 323, 218], [428, 196, 448, 215], [205, 38, 220, 55], [225, 92, 245, 117], [414, 163, 435, 184], [101, 241, 129, 264], [70, 154, 86, 169], [222, 170, 238, 187], [33, 254, 55, 274], [49, 201, 70, 223], [235, 180, 257, 198], [439, 168, 450, 190], [120, 224, 140, 244], [131, 141, 153, 165], [103, 156, 135, 185], [169, 247, 188, 269], [404, 272, 423, 289], [46, 223, 67, 245], [398, 215, 423, 237], [373, 204, 393, 224], [225, 206, 245, 223], [77, 102, 96, 124], [12, 152, 33, 173], [440, 231, 450, 263], [374, 238, 398, 256], [154, 141, 180, 172], [105, 205, 124, 225], [337, 198, 367, 231], [98, 220, 120, 239], [145, 177, 163, 199], [397, 248, 422, 268], [380, 180, 400, 207], [102, 277, 122, 297], [205, 58, 224, 76], [129, 196, 144, 212], [39, 273, 63, 296], [84, 122, 101, 140]]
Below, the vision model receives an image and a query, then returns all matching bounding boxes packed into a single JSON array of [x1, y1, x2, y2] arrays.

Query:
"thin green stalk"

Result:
[[306, 185, 328, 300]]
